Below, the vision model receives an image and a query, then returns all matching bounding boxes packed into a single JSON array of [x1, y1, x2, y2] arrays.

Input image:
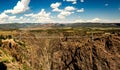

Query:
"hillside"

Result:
[[0, 28, 120, 70], [0, 23, 120, 30]]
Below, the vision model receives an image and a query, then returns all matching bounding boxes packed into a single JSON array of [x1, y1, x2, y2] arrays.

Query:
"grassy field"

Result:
[[0, 27, 120, 36], [0, 30, 17, 35]]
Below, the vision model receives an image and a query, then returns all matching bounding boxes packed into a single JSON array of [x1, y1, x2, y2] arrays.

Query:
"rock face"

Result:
[[0, 31, 120, 70], [50, 35, 120, 70]]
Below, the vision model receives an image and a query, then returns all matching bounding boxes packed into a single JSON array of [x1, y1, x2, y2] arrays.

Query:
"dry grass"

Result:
[[0, 31, 17, 35]]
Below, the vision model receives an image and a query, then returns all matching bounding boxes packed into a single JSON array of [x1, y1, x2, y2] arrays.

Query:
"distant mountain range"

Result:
[[0, 23, 120, 30]]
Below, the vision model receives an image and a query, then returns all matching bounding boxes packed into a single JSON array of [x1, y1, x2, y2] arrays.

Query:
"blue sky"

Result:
[[0, 0, 120, 23]]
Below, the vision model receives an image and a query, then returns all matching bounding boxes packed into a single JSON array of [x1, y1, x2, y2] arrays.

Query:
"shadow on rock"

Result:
[[0, 62, 7, 70]]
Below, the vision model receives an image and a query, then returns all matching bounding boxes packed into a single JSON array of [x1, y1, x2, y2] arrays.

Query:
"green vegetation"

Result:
[[1, 56, 10, 63], [17, 41, 26, 47], [23, 63, 30, 70]]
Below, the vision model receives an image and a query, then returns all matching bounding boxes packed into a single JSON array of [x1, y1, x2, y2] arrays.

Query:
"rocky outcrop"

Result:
[[0, 32, 120, 70]]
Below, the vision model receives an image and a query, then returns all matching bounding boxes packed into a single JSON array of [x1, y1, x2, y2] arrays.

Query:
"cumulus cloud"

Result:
[[92, 18, 101, 22], [57, 6, 75, 19], [74, 18, 101, 23], [0, 0, 31, 23], [65, 6, 76, 11], [50, 2, 76, 19], [0, 9, 54, 23], [25, 9, 54, 23], [0, 13, 8, 23], [64, 0, 84, 4], [51, 2, 61, 9], [86, 18, 101, 22], [4, 0, 30, 14], [50, 2, 84, 19], [0, 13, 8, 19], [52, 8, 62, 12], [63, 0, 77, 4], [57, 11, 73, 19], [0, 13, 19, 23], [77, 8, 84, 12], [50, 2, 62, 12], [25, 9, 50, 18]]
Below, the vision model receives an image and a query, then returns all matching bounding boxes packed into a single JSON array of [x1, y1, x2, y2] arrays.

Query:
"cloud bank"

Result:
[[4, 0, 30, 14]]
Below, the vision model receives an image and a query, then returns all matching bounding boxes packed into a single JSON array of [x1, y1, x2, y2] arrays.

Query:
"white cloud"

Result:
[[64, 0, 76, 1], [57, 11, 73, 19], [77, 8, 84, 12], [64, 0, 77, 4], [51, 2, 61, 9], [75, 19, 85, 23], [52, 8, 62, 12], [57, 6, 75, 19], [50, 3, 75, 19], [92, 18, 101, 22], [50, 2, 62, 12], [0, 0, 31, 23], [86, 18, 101, 22], [74, 18, 101, 23], [9, 16, 16, 20], [65, 6, 76, 11], [74, 18, 120, 23], [0, 9, 54, 23], [57, 15, 65, 19], [72, 1, 77, 4], [4, 0, 30, 14], [80, 0, 84, 2], [0, 13, 19, 23], [37, 9, 51, 18], [24, 13, 34, 17], [24, 9, 54, 23], [0, 13, 8, 19], [25, 9, 50, 18], [64, 0, 84, 4], [0, 13, 8, 23]]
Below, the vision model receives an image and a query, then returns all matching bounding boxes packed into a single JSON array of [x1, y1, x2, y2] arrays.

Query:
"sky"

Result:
[[0, 0, 120, 23]]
